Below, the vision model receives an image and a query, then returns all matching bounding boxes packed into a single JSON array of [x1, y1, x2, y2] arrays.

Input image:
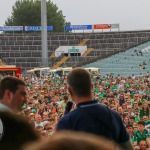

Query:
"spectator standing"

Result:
[[58, 95, 69, 111], [57, 68, 133, 150]]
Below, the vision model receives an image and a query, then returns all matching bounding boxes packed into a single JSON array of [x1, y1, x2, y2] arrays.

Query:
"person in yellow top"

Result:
[[58, 95, 69, 111]]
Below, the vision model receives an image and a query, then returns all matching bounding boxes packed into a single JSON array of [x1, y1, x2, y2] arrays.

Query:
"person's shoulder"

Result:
[[95, 103, 108, 111], [110, 109, 120, 116], [0, 103, 12, 112], [57, 109, 78, 130], [108, 108, 123, 122], [99, 105, 120, 117], [93, 104, 119, 116], [58, 101, 63, 105], [134, 130, 138, 135], [144, 129, 149, 133], [95, 104, 122, 122], [59, 109, 78, 122]]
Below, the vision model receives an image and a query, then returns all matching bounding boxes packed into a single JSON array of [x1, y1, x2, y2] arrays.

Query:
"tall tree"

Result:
[[5, 0, 70, 32]]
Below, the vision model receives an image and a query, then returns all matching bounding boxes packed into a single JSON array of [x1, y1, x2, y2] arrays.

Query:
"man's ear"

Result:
[[4, 89, 12, 104], [68, 87, 73, 97]]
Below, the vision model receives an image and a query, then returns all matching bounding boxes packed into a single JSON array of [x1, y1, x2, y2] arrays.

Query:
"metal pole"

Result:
[[63, 16, 66, 34], [41, 0, 48, 67]]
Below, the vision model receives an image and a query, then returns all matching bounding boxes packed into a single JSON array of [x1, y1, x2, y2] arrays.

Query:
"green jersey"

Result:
[[134, 129, 149, 145], [140, 109, 148, 119], [130, 135, 134, 145], [134, 115, 140, 123]]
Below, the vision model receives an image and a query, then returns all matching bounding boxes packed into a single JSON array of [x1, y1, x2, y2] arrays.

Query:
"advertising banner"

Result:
[[55, 46, 87, 57], [25, 26, 53, 31], [65, 25, 92, 31], [94, 24, 111, 29], [0, 26, 23, 31], [111, 24, 119, 29], [0, 65, 16, 68]]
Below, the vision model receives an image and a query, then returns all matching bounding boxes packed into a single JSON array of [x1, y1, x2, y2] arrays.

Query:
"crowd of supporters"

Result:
[[12, 72, 150, 149]]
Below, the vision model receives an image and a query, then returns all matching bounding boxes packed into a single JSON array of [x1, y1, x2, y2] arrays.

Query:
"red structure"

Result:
[[0, 66, 21, 78]]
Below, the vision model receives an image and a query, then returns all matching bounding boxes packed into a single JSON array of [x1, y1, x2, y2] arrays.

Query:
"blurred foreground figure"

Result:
[[22, 131, 121, 150], [0, 111, 39, 150]]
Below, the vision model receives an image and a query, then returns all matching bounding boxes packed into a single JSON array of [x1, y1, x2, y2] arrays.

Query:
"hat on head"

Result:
[[145, 120, 150, 128]]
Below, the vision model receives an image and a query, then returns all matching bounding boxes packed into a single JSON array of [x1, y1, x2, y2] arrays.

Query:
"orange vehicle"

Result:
[[0, 66, 21, 78]]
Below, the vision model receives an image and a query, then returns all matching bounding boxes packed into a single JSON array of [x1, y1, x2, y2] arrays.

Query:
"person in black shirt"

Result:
[[56, 68, 133, 150]]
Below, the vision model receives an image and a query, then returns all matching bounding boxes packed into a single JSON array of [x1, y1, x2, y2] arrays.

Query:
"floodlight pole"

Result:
[[63, 16, 66, 34], [41, 0, 48, 67]]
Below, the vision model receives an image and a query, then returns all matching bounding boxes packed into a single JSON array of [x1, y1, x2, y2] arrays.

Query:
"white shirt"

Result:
[[0, 103, 12, 112]]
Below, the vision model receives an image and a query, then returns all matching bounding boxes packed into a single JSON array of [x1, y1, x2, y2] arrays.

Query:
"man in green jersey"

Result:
[[134, 121, 150, 147]]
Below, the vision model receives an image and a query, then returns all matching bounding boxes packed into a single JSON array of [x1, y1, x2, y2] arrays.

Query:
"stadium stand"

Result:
[[78, 38, 89, 46], [56, 31, 150, 68], [83, 41, 150, 77], [0, 30, 150, 74]]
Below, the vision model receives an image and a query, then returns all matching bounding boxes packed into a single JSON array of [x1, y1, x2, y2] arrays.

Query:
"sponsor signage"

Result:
[[0, 26, 23, 31], [94, 24, 111, 29], [68, 47, 79, 53], [111, 24, 119, 29], [0, 65, 16, 68], [65, 25, 92, 31], [25, 26, 53, 31], [55, 46, 87, 57]]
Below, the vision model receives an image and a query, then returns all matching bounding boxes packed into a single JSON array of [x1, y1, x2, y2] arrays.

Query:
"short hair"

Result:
[[63, 95, 68, 101], [22, 131, 119, 150], [67, 68, 91, 98], [138, 121, 145, 126], [130, 116, 135, 120], [138, 102, 142, 106], [0, 77, 25, 99], [126, 124, 133, 128]]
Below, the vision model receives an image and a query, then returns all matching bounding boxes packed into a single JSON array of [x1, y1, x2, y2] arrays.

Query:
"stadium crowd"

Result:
[[1, 71, 150, 150], [16, 71, 150, 149]]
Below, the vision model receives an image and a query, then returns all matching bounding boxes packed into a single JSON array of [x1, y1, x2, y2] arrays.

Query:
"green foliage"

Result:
[[5, 0, 70, 32]]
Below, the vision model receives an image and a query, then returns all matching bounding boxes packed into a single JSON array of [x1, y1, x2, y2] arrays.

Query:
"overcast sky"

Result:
[[1, 0, 150, 31]]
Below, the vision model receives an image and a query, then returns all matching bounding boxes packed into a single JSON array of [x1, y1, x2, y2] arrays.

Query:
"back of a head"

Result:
[[67, 68, 91, 98], [22, 131, 120, 150], [63, 95, 68, 101], [0, 111, 39, 150]]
